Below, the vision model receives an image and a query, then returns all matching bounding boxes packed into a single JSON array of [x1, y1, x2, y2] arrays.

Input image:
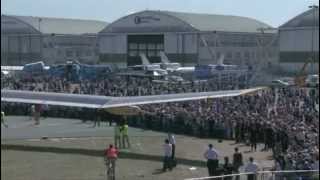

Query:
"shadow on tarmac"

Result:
[[2, 144, 206, 167]]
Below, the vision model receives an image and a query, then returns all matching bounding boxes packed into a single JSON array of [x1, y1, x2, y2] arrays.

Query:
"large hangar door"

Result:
[[127, 35, 164, 66]]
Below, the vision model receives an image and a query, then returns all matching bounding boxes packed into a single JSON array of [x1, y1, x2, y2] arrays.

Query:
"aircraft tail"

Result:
[[159, 51, 170, 63], [217, 54, 225, 65], [139, 53, 151, 65]]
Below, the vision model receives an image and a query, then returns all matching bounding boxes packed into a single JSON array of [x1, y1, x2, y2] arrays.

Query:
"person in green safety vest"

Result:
[[114, 123, 122, 148], [121, 120, 130, 149], [1, 111, 8, 128]]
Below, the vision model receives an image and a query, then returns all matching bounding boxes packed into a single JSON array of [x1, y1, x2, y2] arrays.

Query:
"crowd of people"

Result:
[[1, 73, 319, 174], [1, 73, 244, 96], [143, 87, 319, 171]]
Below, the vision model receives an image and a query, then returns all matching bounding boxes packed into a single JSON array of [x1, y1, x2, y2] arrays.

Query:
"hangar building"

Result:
[[279, 8, 319, 73], [98, 10, 278, 68], [1, 15, 108, 65]]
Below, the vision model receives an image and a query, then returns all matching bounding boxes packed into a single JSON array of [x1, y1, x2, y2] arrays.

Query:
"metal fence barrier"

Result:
[[185, 170, 319, 180]]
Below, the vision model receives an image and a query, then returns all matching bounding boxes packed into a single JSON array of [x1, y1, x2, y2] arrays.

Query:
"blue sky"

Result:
[[1, 0, 319, 27]]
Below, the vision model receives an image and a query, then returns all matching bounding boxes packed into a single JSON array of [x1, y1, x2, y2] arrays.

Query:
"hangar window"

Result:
[[140, 50, 147, 56], [139, 44, 147, 49], [129, 43, 138, 49], [156, 44, 164, 50], [148, 51, 156, 56], [148, 44, 156, 50], [127, 34, 164, 66], [129, 50, 138, 57]]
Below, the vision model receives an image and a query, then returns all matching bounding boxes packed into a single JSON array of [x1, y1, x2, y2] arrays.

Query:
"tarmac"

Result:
[[1, 116, 165, 140], [1, 116, 274, 180]]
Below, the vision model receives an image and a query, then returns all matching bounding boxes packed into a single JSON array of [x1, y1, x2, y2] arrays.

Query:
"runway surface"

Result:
[[2, 116, 274, 180], [1, 116, 165, 140]]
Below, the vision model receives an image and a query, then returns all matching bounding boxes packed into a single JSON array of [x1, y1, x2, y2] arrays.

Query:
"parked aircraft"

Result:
[[128, 53, 162, 71], [158, 52, 195, 74]]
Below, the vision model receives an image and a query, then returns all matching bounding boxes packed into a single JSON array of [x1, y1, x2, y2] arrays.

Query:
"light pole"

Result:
[[308, 5, 318, 73]]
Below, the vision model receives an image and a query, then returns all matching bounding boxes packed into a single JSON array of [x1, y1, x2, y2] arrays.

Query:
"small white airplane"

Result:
[[127, 53, 168, 76], [128, 53, 162, 71], [1, 87, 266, 115], [158, 52, 195, 74], [208, 54, 241, 71], [199, 36, 247, 72]]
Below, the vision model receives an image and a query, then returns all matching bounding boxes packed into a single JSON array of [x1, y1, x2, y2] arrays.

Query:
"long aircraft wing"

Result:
[[1, 87, 266, 109]]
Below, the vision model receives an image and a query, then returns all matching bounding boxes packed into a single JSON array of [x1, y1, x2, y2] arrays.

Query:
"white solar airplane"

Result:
[[1, 87, 266, 115]]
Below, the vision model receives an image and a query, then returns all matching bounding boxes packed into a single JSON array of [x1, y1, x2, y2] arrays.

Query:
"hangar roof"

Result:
[[280, 8, 319, 28], [162, 11, 273, 33], [2, 15, 108, 35], [101, 10, 274, 33]]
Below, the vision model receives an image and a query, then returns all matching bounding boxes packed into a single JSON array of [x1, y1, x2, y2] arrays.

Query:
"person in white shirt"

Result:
[[168, 133, 176, 160], [204, 144, 219, 176], [163, 139, 172, 172], [245, 157, 259, 180], [30, 105, 35, 121]]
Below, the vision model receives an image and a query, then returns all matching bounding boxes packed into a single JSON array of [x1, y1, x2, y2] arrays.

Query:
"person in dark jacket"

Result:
[[232, 148, 243, 180], [223, 156, 233, 180]]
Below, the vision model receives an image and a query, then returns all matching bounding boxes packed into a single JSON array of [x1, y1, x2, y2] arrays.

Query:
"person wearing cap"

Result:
[[1, 111, 8, 128], [204, 144, 219, 176], [244, 157, 259, 180]]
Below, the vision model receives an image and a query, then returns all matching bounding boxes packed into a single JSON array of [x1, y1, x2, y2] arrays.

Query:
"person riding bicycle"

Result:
[[104, 144, 119, 171]]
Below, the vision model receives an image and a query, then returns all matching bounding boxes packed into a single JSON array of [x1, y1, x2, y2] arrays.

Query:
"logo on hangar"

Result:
[[134, 16, 160, 24]]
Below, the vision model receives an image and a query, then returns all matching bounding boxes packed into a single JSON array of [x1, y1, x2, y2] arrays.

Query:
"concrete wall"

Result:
[[98, 34, 127, 67], [42, 35, 99, 65], [2, 15, 102, 66], [197, 32, 278, 68]]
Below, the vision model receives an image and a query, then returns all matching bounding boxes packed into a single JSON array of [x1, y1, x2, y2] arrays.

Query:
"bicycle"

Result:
[[105, 158, 116, 180]]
